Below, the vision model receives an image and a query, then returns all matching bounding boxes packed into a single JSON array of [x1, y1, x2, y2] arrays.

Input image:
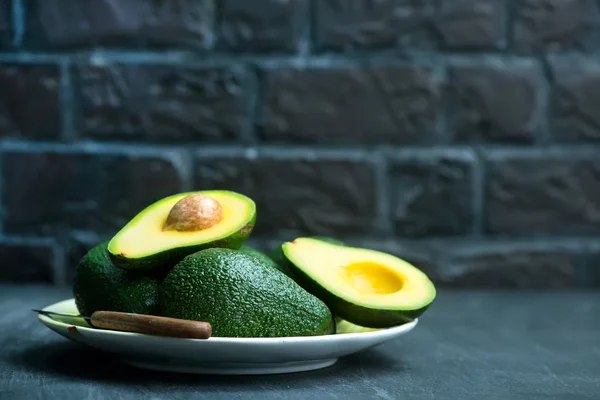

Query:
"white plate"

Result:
[[37, 298, 418, 375]]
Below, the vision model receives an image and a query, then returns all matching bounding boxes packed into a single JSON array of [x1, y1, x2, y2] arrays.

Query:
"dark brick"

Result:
[[389, 150, 476, 237], [0, 64, 60, 140], [27, 0, 215, 49], [194, 153, 377, 236], [549, 56, 600, 141], [434, 0, 506, 49], [484, 151, 600, 235], [75, 64, 249, 141], [514, 0, 600, 51], [437, 242, 581, 289], [219, 0, 302, 52], [0, 0, 10, 48], [262, 66, 441, 144], [0, 239, 56, 283], [315, 0, 436, 51], [448, 59, 545, 143], [2, 149, 184, 235]]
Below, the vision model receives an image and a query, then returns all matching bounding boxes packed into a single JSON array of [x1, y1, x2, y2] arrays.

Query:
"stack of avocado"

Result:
[[73, 190, 436, 338]]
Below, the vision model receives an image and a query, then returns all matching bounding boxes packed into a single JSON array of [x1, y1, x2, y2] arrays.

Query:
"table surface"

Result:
[[0, 284, 598, 400]]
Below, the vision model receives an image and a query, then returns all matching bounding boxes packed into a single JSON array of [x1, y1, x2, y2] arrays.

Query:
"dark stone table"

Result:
[[0, 284, 598, 399]]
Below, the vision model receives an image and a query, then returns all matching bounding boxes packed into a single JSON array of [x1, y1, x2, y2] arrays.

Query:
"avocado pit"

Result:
[[163, 194, 224, 232]]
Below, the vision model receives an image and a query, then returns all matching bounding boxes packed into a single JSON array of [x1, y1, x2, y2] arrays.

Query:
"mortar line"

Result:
[[205, 0, 218, 50], [59, 59, 76, 142], [242, 65, 262, 145], [436, 58, 452, 145], [0, 49, 448, 68], [470, 145, 485, 237], [373, 147, 393, 238], [0, 48, 557, 65], [5, 140, 600, 157], [11, 0, 24, 47], [539, 53, 555, 145], [505, 0, 518, 51], [297, 0, 314, 57], [172, 146, 195, 193]]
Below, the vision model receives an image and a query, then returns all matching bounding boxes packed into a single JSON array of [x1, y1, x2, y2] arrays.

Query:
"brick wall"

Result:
[[1, 0, 599, 289]]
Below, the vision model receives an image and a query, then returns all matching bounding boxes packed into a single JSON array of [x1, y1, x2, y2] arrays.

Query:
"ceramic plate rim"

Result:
[[38, 298, 419, 343]]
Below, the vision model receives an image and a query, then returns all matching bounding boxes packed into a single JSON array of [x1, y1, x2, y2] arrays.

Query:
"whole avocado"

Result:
[[73, 241, 164, 317], [158, 248, 334, 338]]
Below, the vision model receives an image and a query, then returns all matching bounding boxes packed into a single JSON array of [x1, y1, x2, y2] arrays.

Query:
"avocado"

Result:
[[237, 245, 290, 275], [334, 317, 380, 334], [108, 190, 256, 271], [158, 248, 334, 338], [267, 236, 344, 277], [281, 237, 436, 328], [73, 241, 164, 318]]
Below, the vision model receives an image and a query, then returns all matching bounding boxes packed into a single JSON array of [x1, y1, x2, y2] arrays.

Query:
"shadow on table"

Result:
[[8, 340, 404, 386]]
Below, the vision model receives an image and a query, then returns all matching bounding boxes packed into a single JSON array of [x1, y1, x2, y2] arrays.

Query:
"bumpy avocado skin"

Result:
[[158, 248, 333, 338], [73, 241, 165, 318], [267, 236, 344, 278], [109, 213, 256, 272]]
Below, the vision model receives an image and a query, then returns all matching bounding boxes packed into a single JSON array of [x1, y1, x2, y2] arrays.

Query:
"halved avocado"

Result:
[[334, 317, 380, 334], [267, 236, 345, 278], [108, 190, 256, 271], [281, 237, 436, 328]]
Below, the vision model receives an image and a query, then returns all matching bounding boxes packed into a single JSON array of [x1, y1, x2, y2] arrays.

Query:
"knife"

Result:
[[33, 309, 212, 339]]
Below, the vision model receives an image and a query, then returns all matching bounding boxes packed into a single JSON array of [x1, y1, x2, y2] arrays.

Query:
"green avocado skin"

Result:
[[73, 241, 164, 318], [109, 214, 255, 272], [267, 236, 344, 279], [158, 248, 333, 338]]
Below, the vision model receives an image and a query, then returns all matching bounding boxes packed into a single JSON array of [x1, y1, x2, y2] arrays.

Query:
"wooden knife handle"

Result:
[[90, 311, 212, 339]]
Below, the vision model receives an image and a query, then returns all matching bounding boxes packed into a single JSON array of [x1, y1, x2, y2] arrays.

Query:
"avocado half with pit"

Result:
[[108, 190, 256, 271], [281, 237, 436, 328]]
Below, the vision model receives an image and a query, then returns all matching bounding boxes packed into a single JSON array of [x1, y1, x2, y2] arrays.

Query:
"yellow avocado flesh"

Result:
[[109, 191, 254, 259], [282, 238, 436, 310], [335, 317, 380, 333]]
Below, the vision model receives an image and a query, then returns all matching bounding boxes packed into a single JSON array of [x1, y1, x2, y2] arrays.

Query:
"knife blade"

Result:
[[33, 309, 212, 339]]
